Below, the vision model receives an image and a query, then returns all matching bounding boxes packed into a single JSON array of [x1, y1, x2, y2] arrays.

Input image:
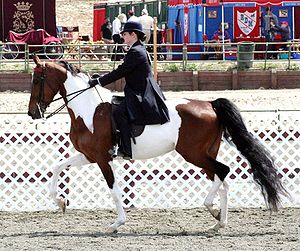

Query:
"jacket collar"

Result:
[[131, 40, 142, 48]]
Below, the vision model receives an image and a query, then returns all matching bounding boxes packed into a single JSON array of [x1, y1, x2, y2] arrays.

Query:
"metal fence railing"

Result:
[[1, 41, 300, 72]]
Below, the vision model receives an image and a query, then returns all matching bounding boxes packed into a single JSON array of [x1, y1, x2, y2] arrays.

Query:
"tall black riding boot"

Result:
[[113, 101, 132, 159]]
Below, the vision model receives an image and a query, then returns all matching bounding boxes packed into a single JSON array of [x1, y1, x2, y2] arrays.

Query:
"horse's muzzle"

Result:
[[28, 109, 42, 119]]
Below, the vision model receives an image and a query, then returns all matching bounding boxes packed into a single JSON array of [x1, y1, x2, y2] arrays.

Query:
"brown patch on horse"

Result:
[[67, 103, 116, 187], [67, 103, 113, 162], [175, 100, 222, 180]]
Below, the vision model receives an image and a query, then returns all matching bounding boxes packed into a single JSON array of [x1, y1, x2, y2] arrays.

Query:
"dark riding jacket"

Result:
[[99, 40, 170, 125]]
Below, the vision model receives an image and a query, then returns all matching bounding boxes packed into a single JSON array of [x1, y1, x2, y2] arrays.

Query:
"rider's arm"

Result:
[[89, 48, 144, 87]]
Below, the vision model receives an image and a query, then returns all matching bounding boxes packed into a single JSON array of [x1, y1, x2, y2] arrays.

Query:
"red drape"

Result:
[[93, 3, 106, 42], [0, 0, 57, 41], [7, 30, 60, 44]]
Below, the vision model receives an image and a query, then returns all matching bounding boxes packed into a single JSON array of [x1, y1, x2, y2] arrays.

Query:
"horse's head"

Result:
[[28, 55, 67, 119]]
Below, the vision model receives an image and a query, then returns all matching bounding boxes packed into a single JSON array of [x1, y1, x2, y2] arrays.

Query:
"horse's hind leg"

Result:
[[49, 153, 90, 212], [203, 158, 230, 231], [218, 179, 229, 229]]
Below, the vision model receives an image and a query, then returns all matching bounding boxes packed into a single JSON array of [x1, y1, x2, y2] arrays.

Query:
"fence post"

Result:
[[264, 42, 268, 70], [78, 44, 82, 68], [0, 43, 2, 70], [25, 44, 29, 73], [271, 69, 277, 89], [232, 69, 238, 89], [192, 71, 198, 90], [182, 43, 187, 71], [153, 17, 158, 81], [287, 42, 291, 70]]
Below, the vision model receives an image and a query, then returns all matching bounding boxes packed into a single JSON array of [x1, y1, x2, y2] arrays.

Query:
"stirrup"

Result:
[[116, 150, 131, 160], [108, 145, 118, 158]]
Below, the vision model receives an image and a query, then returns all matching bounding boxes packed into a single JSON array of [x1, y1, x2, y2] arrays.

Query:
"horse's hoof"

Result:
[[215, 212, 221, 221], [58, 197, 67, 213], [208, 221, 226, 232], [209, 223, 220, 232], [106, 226, 118, 234]]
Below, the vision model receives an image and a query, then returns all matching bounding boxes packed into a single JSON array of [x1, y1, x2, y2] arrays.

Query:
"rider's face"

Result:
[[122, 32, 137, 46]]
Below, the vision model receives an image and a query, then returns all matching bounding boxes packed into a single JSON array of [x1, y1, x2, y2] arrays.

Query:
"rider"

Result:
[[88, 21, 170, 159]]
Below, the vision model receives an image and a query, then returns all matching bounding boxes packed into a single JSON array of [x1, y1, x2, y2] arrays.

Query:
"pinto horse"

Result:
[[28, 55, 287, 233]]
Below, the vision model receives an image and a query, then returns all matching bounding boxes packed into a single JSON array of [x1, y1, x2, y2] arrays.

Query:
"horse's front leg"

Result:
[[49, 153, 90, 212], [98, 160, 126, 233], [108, 180, 126, 233]]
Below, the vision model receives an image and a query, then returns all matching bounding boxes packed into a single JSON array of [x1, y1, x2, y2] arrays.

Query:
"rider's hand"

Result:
[[88, 77, 101, 87], [91, 73, 101, 79]]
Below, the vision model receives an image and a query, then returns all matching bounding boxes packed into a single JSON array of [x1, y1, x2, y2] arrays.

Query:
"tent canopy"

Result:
[[205, 0, 300, 6], [168, 0, 299, 44], [168, 0, 300, 6]]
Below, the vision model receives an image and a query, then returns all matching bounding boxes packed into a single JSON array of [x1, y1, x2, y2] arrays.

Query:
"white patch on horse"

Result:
[[64, 72, 112, 133], [132, 99, 189, 159]]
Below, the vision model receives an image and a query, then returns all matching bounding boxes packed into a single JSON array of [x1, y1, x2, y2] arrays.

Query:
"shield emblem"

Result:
[[237, 11, 257, 36]]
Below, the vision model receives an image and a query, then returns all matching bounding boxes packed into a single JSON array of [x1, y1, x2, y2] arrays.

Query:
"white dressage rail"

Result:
[[0, 111, 299, 211]]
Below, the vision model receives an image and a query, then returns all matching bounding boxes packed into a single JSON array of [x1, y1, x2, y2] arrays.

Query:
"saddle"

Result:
[[111, 95, 145, 145]]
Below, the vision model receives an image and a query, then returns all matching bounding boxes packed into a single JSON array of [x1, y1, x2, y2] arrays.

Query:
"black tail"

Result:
[[211, 98, 288, 211]]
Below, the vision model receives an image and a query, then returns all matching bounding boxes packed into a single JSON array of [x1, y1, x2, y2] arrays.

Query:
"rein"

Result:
[[45, 86, 93, 119], [35, 64, 101, 119]]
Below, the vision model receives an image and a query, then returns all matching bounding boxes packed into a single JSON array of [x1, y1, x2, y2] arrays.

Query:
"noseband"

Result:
[[34, 63, 48, 118]]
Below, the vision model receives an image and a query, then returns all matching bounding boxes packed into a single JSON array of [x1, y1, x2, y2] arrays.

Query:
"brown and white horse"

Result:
[[28, 55, 287, 233]]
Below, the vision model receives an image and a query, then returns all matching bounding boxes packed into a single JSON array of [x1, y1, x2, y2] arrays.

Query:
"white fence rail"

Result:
[[0, 111, 299, 211]]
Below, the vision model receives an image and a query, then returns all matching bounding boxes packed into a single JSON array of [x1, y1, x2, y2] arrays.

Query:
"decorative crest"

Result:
[[14, 1, 32, 11]]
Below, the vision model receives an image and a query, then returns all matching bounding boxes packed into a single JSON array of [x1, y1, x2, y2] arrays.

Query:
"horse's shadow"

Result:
[[0, 229, 279, 239]]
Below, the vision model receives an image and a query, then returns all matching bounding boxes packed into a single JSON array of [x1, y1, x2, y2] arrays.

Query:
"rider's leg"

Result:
[[113, 102, 132, 158]]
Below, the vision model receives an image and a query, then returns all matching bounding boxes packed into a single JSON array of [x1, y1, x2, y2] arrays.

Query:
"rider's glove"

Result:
[[91, 73, 101, 79], [88, 77, 101, 87]]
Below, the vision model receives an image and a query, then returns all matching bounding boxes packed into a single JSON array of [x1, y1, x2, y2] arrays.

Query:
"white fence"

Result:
[[0, 111, 299, 211]]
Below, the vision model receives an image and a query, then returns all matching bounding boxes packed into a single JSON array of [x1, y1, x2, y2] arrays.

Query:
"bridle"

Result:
[[34, 63, 49, 119], [33, 62, 99, 119]]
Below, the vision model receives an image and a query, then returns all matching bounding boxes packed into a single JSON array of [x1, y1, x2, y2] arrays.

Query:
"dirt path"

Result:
[[0, 208, 299, 251], [1, 89, 300, 113]]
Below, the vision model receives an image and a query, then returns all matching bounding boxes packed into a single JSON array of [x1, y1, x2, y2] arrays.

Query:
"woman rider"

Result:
[[88, 21, 169, 159]]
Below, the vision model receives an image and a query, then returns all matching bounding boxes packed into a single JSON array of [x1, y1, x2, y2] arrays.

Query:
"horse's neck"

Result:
[[63, 72, 112, 134]]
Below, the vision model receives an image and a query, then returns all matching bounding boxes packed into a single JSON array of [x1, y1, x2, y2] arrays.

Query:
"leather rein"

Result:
[[34, 63, 94, 119]]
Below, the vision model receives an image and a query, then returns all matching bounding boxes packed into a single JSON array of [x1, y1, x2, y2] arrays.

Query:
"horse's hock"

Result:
[[1, 70, 300, 92], [0, 112, 299, 211]]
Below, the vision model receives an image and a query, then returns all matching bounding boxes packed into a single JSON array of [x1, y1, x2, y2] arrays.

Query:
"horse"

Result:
[[28, 55, 287, 233]]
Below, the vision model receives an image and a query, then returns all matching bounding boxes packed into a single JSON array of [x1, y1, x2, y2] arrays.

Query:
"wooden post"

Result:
[[153, 17, 158, 81], [232, 69, 238, 89], [192, 71, 198, 90], [271, 69, 277, 89]]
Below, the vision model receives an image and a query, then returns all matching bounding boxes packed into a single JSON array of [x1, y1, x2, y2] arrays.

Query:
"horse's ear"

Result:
[[32, 53, 41, 66]]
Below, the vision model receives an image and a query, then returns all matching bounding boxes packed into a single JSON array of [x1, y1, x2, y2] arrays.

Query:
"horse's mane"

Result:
[[58, 61, 80, 76]]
